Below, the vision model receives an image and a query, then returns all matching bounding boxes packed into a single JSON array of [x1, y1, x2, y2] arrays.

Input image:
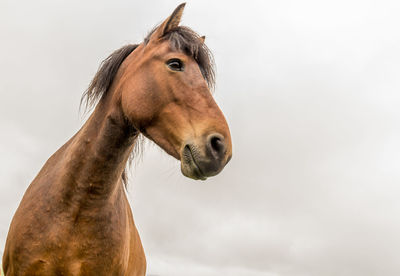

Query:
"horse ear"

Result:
[[151, 3, 186, 41], [199, 36, 206, 44]]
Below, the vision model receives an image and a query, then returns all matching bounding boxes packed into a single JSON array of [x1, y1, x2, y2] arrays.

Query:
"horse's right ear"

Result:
[[149, 3, 186, 41]]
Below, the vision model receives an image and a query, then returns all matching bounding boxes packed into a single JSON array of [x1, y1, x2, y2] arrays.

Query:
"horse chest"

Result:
[[23, 220, 135, 275]]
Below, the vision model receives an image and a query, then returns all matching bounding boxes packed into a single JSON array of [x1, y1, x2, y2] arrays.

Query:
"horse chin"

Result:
[[180, 152, 208, 181], [181, 163, 207, 181]]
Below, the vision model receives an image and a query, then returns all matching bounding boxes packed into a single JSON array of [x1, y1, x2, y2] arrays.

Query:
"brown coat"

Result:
[[2, 4, 232, 275]]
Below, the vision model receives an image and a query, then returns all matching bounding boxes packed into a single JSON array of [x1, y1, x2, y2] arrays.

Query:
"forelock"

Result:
[[144, 26, 215, 90]]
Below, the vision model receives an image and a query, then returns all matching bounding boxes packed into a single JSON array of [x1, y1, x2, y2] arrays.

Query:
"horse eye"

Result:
[[167, 59, 184, 71]]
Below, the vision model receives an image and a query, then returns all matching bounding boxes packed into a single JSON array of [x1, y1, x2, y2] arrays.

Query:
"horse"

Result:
[[2, 3, 232, 276]]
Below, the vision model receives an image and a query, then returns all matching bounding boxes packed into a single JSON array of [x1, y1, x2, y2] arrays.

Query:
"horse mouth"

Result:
[[181, 145, 207, 180]]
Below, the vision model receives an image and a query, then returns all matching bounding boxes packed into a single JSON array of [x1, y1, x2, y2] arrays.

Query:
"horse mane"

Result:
[[80, 25, 216, 187], [80, 44, 139, 111]]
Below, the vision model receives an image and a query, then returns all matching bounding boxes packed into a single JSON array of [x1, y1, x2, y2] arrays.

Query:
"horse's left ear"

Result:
[[199, 36, 206, 44], [151, 3, 186, 41]]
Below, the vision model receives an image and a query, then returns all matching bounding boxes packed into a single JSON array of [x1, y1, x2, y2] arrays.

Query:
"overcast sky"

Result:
[[1, 0, 400, 275]]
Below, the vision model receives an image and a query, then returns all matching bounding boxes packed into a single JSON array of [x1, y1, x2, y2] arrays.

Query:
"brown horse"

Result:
[[2, 3, 232, 276]]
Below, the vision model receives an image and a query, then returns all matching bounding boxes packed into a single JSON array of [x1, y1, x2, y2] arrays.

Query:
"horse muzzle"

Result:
[[180, 133, 231, 180]]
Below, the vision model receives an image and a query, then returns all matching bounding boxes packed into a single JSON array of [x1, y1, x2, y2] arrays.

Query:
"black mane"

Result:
[[80, 44, 139, 112]]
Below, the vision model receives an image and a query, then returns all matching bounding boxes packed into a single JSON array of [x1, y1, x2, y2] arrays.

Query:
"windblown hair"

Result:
[[80, 44, 139, 112], [80, 25, 216, 187]]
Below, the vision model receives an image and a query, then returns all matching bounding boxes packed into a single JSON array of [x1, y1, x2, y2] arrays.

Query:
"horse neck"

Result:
[[60, 92, 137, 203]]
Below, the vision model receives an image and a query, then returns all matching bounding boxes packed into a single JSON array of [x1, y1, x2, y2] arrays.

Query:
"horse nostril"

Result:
[[211, 136, 223, 152], [207, 133, 226, 159]]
